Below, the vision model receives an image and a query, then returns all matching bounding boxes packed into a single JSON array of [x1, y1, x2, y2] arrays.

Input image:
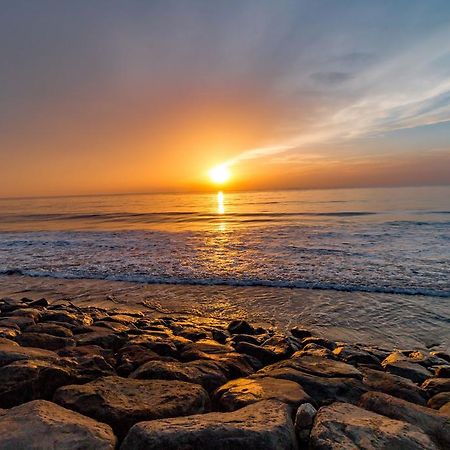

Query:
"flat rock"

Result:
[[214, 376, 312, 411], [360, 391, 450, 448], [54, 375, 210, 439], [290, 326, 312, 339], [0, 359, 75, 407], [0, 400, 116, 449], [421, 377, 450, 396], [235, 342, 279, 365], [333, 345, 381, 366], [255, 366, 367, 405], [301, 337, 336, 350], [128, 335, 178, 356], [0, 344, 59, 367], [0, 316, 35, 329], [428, 392, 450, 409], [121, 400, 297, 450], [440, 402, 450, 416], [130, 359, 227, 391], [310, 401, 437, 449], [361, 367, 427, 405], [26, 323, 74, 337], [75, 331, 127, 350], [16, 332, 75, 350], [383, 360, 432, 384], [41, 310, 93, 327]]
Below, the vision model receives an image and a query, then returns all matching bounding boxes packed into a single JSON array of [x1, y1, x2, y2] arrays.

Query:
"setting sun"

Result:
[[209, 164, 231, 185]]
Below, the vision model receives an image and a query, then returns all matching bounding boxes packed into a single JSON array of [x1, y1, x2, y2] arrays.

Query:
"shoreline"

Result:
[[1, 274, 449, 352]]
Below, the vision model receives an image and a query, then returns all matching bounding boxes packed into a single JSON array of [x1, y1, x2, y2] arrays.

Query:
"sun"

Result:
[[209, 164, 231, 185]]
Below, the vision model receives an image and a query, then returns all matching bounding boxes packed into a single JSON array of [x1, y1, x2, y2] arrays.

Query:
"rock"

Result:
[[290, 326, 312, 339], [74, 355, 116, 381], [102, 314, 137, 325], [228, 334, 260, 346], [130, 359, 227, 391], [0, 400, 116, 449], [227, 320, 255, 335], [0, 344, 59, 367], [383, 360, 433, 384], [296, 343, 336, 360], [333, 345, 381, 366], [215, 376, 312, 411], [121, 400, 297, 450], [428, 392, 450, 409], [93, 321, 132, 333], [421, 377, 450, 396], [261, 335, 302, 358], [41, 310, 93, 327], [301, 336, 336, 350], [54, 376, 210, 439], [294, 402, 317, 444], [128, 335, 178, 357], [361, 367, 427, 405], [271, 354, 363, 379], [235, 342, 279, 365], [0, 359, 75, 407], [310, 401, 437, 449], [0, 327, 20, 339], [116, 345, 166, 376], [435, 365, 450, 377], [26, 322, 74, 337], [256, 366, 367, 405], [360, 391, 450, 448], [16, 332, 75, 350], [0, 316, 35, 329], [407, 350, 449, 368], [28, 298, 49, 308], [0, 337, 18, 346], [9, 308, 42, 320], [440, 402, 450, 416], [174, 326, 207, 341], [211, 328, 228, 344], [431, 351, 450, 363], [75, 331, 127, 350]]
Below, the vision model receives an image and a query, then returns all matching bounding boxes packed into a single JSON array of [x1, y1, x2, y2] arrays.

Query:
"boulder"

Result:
[[16, 332, 75, 350], [333, 345, 381, 366], [227, 320, 255, 335], [310, 401, 437, 449], [116, 345, 167, 376], [41, 310, 93, 327], [428, 392, 450, 409], [301, 337, 336, 350], [0, 344, 59, 367], [211, 328, 228, 344], [290, 326, 312, 339], [430, 351, 450, 363], [235, 342, 279, 365], [434, 365, 450, 377], [361, 367, 427, 405], [75, 331, 127, 350], [421, 377, 450, 396], [128, 335, 178, 357], [214, 376, 312, 411], [0, 400, 116, 449], [261, 335, 303, 358], [130, 359, 227, 391], [0, 359, 75, 407], [383, 360, 432, 384], [295, 402, 317, 444], [440, 402, 450, 416], [54, 376, 209, 439], [0, 327, 20, 339], [25, 323, 74, 337], [360, 391, 450, 448], [0, 316, 35, 329], [121, 400, 297, 450]]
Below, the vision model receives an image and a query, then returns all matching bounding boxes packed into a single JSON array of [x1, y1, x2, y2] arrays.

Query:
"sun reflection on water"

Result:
[[217, 191, 225, 215]]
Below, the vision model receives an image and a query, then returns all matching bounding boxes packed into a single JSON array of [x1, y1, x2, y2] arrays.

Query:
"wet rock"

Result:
[[407, 350, 449, 368], [271, 354, 363, 379], [128, 335, 178, 357], [261, 334, 303, 358], [103, 314, 138, 325], [54, 375, 210, 439], [16, 332, 75, 351], [181, 339, 234, 356], [295, 402, 317, 444], [0, 316, 35, 329], [440, 402, 450, 416], [360, 391, 450, 448], [131, 359, 227, 391], [0, 337, 18, 346], [382, 359, 433, 384], [290, 326, 312, 339], [0, 400, 116, 449], [421, 377, 450, 396], [361, 367, 427, 405], [26, 322, 74, 337], [75, 355, 116, 382], [333, 345, 381, 366], [228, 333, 260, 346], [93, 321, 132, 333], [116, 344, 168, 376], [215, 376, 312, 411], [27, 297, 49, 308], [121, 400, 296, 450], [211, 328, 228, 344], [428, 392, 450, 409], [310, 401, 437, 450], [9, 308, 42, 321], [75, 331, 127, 350], [0, 344, 59, 367], [256, 366, 367, 405], [227, 320, 255, 335], [235, 341, 279, 365], [174, 327, 208, 341], [301, 336, 336, 350], [430, 351, 450, 364], [434, 365, 450, 377], [295, 346, 336, 360], [0, 327, 20, 339], [0, 359, 75, 407]]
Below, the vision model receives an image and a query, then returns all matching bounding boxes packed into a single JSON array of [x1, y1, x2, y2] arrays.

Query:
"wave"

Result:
[[1, 268, 448, 298]]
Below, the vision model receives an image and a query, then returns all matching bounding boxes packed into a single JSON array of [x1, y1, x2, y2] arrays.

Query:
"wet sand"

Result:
[[0, 274, 448, 351]]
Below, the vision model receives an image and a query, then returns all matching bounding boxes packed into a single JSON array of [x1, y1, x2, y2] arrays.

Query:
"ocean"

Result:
[[0, 186, 449, 349]]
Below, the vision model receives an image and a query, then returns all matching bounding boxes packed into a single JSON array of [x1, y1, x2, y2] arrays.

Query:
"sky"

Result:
[[1, 0, 450, 197]]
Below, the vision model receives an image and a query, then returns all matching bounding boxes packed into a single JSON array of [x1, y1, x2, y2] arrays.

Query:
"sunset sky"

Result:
[[1, 0, 450, 197]]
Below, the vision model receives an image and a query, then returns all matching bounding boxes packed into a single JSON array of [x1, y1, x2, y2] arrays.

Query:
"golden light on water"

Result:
[[217, 191, 225, 214], [209, 164, 231, 185]]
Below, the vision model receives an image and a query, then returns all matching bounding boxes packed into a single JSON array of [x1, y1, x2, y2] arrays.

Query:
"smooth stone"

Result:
[[0, 359, 75, 408], [333, 345, 381, 366], [128, 335, 178, 356], [93, 321, 132, 333], [9, 308, 42, 320], [116, 345, 168, 376], [130, 359, 227, 391], [16, 332, 76, 351], [121, 400, 296, 450], [28, 298, 49, 308], [214, 376, 312, 411], [75, 331, 127, 350], [103, 314, 137, 325], [301, 337, 336, 350], [421, 377, 450, 396], [74, 355, 116, 382], [41, 311, 93, 327], [262, 335, 303, 358], [255, 366, 367, 405], [211, 328, 228, 344], [360, 391, 450, 448], [174, 327, 208, 341], [54, 375, 210, 439], [235, 342, 279, 365], [290, 327, 312, 339], [383, 360, 433, 384], [0, 316, 35, 329], [26, 323, 74, 337], [227, 320, 256, 335], [310, 401, 437, 449], [295, 402, 317, 431], [0, 400, 116, 449], [428, 392, 450, 409], [228, 334, 260, 346], [0, 344, 59, 367], [361, 367, 427, 405]]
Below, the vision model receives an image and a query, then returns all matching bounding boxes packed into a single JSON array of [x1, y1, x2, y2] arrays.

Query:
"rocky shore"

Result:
[[0, 295, 449, 449]]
